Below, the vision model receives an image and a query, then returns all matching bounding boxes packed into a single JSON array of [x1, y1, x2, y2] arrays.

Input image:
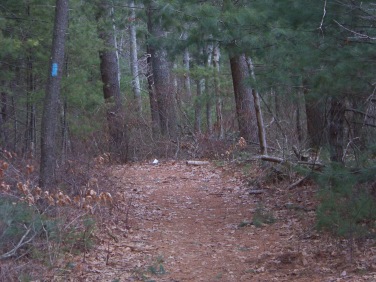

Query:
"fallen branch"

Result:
[[186, 160, 210, 166], [288, 175, 310, 190], [0, 227, 36, 260], [260, 155, 324, 169]]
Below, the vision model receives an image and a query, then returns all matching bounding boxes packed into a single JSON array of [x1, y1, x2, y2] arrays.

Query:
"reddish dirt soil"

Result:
[[61, 160, 376, 281]]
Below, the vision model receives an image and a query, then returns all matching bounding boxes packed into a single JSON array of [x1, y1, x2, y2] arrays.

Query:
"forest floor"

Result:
[[58, 160, 376, 282]]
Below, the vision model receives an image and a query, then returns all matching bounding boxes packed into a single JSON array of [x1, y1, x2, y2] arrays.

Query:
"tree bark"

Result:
[[230, 53, 256, 142], [246, 56, 267, 155], [146, 45, 160, 137], [25, 55, 36, 158], [39, 0, 69, 188], [183, 47, 192, 100], [194, 78, 204, 134], [147, 4, 178, 138], [129, 0, 142, 114], [205, 43, 213, 135], [212, 44, 224, 139], [329, 97, 345, 163], [304, 80, 326, 149], [97, 0, 127, 162], [296, 90, 304, 145]]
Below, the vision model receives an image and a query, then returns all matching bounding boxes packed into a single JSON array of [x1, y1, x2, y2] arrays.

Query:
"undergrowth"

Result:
[[0, 150, 112, 281]]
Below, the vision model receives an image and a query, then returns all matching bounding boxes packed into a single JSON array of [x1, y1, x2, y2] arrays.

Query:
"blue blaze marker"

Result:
[[51, 63, 58, 77]]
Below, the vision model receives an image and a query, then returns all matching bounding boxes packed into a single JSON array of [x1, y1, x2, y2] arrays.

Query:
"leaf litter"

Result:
[[59, 160, 376, 281]]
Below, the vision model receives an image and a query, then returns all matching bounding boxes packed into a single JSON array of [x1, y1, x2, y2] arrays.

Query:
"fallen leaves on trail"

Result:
[[60, 160, 376, 282]]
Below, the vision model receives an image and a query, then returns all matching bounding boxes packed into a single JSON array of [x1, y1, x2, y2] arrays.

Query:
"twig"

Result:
[[334, 19, 376, 40], [318, 0, 327, 34], [0, 227, 35, 259]]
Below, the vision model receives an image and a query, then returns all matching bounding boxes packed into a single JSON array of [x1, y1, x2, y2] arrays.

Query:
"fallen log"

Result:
[[186, 160, 210, 166]]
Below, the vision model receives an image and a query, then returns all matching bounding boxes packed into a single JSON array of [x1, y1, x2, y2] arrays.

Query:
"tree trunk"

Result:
[[295, 89, 304, 145], [183, 47, 192, 100], [39, 0, 69, 188], [146, 43, 160, 137], [194, 78, 204, 134], [97, 0, 127, 162], [147, 4, 178, 138], [329, 97, 345, 163], [25, 55, 36, 158], [129, 0, 142, 114], [229, 53, 256, 142], [212, 44, 224, 139], [304, 80, 326, 149], [246, 56, 267, 155], [205, 43, 213, 135]]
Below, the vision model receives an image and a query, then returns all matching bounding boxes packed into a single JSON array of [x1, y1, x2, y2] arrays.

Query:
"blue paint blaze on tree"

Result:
[[51, 63, 58, 77]]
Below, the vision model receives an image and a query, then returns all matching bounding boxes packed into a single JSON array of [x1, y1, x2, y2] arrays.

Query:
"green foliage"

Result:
[[132, 255, 167, 281], [0, 197, 96, 261], [314, 162, 376, 239], [252, 204, 276, 227], [0, 198, 44, 255]]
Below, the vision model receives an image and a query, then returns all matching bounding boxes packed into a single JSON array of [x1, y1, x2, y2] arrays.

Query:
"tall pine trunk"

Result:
[[97, 0, 127, 162], [39, 0, 69, 188], [147, 4, 178, 138], [205, 43, 213, 135], [183, 47, 192, 100], [129, 0, 142, 114], [229, 53, 256, 142], [213, 44, 224, 139]]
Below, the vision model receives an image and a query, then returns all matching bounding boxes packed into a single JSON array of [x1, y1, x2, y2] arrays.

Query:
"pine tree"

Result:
[[40, 0, 69, 188]]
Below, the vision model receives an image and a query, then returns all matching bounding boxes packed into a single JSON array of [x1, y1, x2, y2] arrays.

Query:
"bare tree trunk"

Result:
[[146, 44, 160, 137], [25, 55, 36, 158], [183, 47, 192, 100], [212, 44, 224, 139], [246, 56, 267, 155], [194, 78, 204, 134], [147, 4, 178, 138], [39, 0, 69, 188], [304, 80, 326, 149], [97, 0, 127, 162], [329, 97, 345, 163], [205, 43, 213, 135], [296, 89, 304, 145], [230, 53, 256, 142], [129, 0, 142, 114]]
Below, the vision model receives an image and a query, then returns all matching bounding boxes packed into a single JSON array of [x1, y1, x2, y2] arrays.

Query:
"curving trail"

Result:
[[66, 161, 375, 282]]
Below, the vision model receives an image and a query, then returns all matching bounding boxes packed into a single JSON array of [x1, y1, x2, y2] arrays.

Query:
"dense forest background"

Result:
[[1, 0, 375, 167], [1, 0, 376, 280]]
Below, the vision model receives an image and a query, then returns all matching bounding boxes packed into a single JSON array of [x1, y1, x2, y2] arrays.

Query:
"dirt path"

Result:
[[65, 161, 376, 282]]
